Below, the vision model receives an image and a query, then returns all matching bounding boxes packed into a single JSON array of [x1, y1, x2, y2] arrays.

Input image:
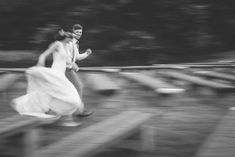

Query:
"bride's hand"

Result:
[[71, 63, 79, 72]]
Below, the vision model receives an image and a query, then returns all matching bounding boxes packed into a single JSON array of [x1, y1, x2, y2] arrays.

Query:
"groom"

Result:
[[65, 24, 93, 117]]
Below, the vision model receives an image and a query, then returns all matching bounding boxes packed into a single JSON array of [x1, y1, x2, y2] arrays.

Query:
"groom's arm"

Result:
[[72, 41, 92, 61], [76, 48, 92, 61]]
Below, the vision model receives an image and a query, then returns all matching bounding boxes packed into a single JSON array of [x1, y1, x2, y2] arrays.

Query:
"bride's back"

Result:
[[51, 41, 69, 74]]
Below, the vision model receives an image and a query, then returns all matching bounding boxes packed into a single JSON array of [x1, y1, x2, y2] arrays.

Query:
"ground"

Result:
[[0, 70, 234, 157]]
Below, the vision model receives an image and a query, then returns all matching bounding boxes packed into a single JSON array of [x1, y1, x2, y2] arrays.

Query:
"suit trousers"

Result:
[[65, 69, 83, 99]]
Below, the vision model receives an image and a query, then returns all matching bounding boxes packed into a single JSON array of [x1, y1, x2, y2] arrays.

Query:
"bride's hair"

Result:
[[73, 24, 83, 31], [55, 29, 73, 41]]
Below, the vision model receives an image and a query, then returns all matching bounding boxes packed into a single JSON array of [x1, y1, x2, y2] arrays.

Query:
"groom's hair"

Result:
[[73, 24, 83, 31]]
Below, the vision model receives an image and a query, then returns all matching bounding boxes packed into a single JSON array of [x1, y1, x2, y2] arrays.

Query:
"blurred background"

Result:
[[1, 1, 235, 157], [0, 0, 235, 67]]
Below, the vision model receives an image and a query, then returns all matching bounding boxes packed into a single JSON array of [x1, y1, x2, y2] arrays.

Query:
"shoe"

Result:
[[75, 110, 94, 118]]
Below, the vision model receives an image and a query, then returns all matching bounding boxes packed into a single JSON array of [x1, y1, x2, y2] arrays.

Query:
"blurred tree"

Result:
[[0, 0, 235, 66]]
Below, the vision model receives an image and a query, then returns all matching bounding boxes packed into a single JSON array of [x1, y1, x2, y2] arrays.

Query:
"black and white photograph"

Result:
[[0, 0, 235, 157]]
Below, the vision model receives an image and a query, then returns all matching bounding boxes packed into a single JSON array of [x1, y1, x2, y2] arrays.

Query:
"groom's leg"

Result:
[[65, 69, 93, 117], [65, 69, 83, 98]]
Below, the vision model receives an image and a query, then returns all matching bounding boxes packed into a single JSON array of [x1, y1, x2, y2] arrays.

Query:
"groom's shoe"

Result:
[[76, 110, 94, 118]]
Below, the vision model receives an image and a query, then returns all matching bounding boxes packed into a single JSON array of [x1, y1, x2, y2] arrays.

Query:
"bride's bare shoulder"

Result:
[[48, 41, 62, 49], [52, 41, 62, 46]]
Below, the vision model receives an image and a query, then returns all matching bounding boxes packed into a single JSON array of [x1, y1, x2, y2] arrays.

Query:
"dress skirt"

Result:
[[12, 66, 84, 116]]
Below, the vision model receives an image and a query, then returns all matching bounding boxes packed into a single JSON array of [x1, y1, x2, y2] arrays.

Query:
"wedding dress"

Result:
[[12, 41, 83, 117]]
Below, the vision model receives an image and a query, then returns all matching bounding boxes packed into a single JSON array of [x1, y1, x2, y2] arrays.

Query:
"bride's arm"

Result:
[[37, 42, 59, 66]]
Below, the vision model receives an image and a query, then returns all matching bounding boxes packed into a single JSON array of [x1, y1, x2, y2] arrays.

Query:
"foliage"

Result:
[[0, 0, 235, 66]]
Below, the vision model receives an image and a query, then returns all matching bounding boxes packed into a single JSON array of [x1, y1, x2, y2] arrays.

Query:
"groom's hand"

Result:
[[85, 49, 92, 56]]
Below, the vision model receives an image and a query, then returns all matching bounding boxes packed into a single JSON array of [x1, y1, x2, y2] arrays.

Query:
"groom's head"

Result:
[[72, 24, 83, 40]]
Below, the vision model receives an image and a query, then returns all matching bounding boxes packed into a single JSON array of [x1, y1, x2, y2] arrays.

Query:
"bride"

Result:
[[11, 30, 84, 126]]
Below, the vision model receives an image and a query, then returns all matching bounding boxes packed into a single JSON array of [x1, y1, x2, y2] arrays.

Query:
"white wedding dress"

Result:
[[12, 41, 83, 117]]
